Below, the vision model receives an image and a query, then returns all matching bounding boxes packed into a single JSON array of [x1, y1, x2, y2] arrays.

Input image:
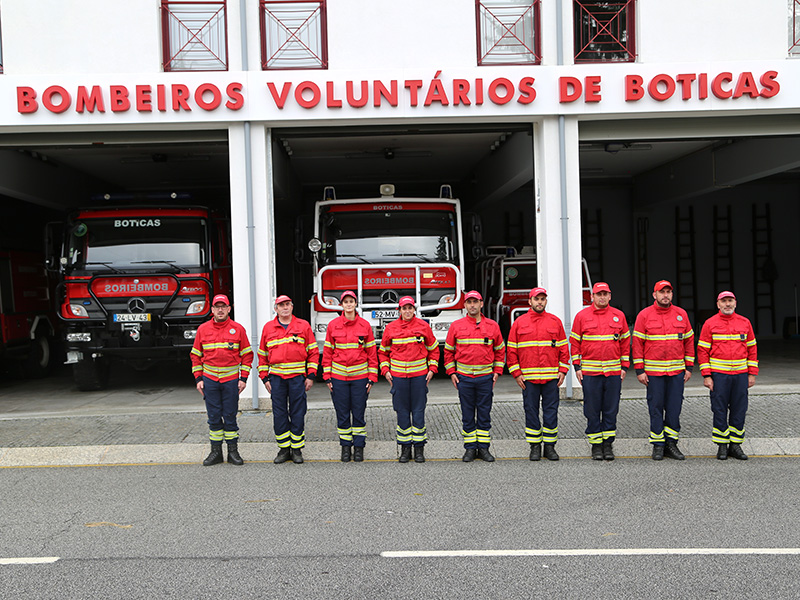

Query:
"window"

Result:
[[161, 1, 228, 72], [573, 0, 635, 63], [476, 1, 541, 66], [260, 1, 328, 70], [790, 0, 800, 56]]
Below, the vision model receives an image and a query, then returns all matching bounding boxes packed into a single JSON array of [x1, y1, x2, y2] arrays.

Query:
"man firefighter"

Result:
[[570, 282, 630, 461], [257, 295, 318, 465], [632, 280, 694, 461], [191, 294, 254, 466], [507, 287, 569, 461], [321, 290, 379, 462], [378, 296, 439, 463], [697, 291, 758, 460], [444, 290, 505, 462]]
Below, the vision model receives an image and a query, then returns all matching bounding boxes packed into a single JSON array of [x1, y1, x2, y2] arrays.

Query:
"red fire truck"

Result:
[[306, 185, 466, 349], [50, 205, 232, 390], [0, 250, 58, 378]]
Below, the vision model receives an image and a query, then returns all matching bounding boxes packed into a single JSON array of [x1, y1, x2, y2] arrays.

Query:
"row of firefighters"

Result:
[[189, 280, 758, 466]]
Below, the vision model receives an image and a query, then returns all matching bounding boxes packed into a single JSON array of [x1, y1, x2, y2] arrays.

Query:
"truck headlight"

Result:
[[186, 300, 207, 316], [69, 304, 89, 318]]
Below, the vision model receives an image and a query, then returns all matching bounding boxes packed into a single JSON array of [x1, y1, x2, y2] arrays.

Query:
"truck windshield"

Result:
[[319, 209, 458, 265], [66, 217, 207, 271]]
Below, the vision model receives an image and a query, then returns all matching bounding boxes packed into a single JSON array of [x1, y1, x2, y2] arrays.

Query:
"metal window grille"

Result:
[[161, 1, 228, 72], [573, 0, 635, 63], [476, 1, 541, 66], [260, 1, 328, 70], [790, 0, 800, 56]]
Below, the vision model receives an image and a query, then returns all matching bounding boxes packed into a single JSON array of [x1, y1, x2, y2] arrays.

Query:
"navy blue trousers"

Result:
[[457, 374, 493, 448], [269, 374, 307, 449], [646, 373, 685, 445], [391, 375, 428, 446], [710, 372, 749, 444], [203, 376, 239, 444], [582, 374, 621, 444], [330, 378, 369, 447], [522, 379, 560, 445]]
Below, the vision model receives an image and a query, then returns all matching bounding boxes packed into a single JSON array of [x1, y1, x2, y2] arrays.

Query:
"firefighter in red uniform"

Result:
[[697, 291, 758, 460], [444, 290, 505, 462], [570, 282, 630, 461], [378, 296, 439, 463], [632, 280, 694, 461], [507, 287, 569, 462], [258, 295, 318, 465], [191, 294, 253, 466], [321, 290, 379, 462]]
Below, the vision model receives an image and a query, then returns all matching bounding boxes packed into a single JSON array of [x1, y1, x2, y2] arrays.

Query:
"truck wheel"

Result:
[[73, 357, 110, 391], [23, 331, 53, 378]]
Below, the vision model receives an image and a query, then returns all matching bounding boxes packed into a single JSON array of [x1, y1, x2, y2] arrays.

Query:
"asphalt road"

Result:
[[2, 457, 799, 599]]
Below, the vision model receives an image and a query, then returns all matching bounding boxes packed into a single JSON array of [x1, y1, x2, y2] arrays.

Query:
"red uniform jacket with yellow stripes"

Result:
[[632, 303, 694, 376], [321, 314, 379, 382], [444, 314, 505, 378], [697, 312, 758, 376], [570, 305, 630, 376], [190, 317, 253, 383], [378, 316, 439, 378], [257, 316, 318, 381], [507, 309, 569, 383]]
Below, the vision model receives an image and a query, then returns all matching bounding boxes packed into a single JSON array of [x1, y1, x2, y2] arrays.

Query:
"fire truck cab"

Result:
[[306, 185, 467, 349], [50, 204, 232, 390]]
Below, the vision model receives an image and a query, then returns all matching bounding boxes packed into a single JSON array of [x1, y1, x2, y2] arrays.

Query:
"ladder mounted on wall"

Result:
[[752, 203, 776, 334], [675, 206, 698, 325], [713, 205, 734, 295], [635, 217, 649, 311], [581, 208, 604, 286]]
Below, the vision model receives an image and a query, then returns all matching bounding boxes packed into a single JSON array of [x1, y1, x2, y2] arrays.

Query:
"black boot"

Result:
[[591, 444, 604, 460], [414, 446, 425, 463], [203, 443, 223, 466], [462, 448, 477, 462], [273, 447, 291, 464], [543, 444, 560, 461], [602, 439, 615, 461], [652, 445, 664, 461], [226, 442, 244, 466], [353, 447, 364, 462], [529, 443, 541, 461], [291, 448, 304, 464], [477, 447, 495, 462], [341, 446, 352, 462], [399, 446, 412, 463], [664, 440, 686, 461], [716, 443, 728, 460], [727, 443, 748, 460]]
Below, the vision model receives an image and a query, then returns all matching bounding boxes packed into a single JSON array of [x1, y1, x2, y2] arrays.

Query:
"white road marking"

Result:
[[0, 557, 60, 565], [381, 548, 800, 558]]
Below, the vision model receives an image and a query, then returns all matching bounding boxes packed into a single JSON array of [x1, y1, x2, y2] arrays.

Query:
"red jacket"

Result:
[[444, 314, 505, 378], [507, 309, 569, 383], [570, 305, 630, 376], [257, 316, 318, 380], [697, 312, 758, 376], [632, 303, 694, 376], [378, 316, 439, 378], [190, 317, 253, 383], [321, 314, 379, 382]]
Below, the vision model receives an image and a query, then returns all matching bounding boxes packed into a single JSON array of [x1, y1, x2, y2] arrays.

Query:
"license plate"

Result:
[[113, 313, 151, 323], [372, 310, 399, 319]]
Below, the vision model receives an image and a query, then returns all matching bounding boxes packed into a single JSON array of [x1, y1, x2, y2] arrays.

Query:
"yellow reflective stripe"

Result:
[[454, 362, 494, 375], [331, 361, 370, 377], [191, 347, 202, 357], [519, 366, 560, 378], [642, 359, 686, 370], [514, 339, 567, 348], [697, 340, 711, 348], [202, 365, 240, 377], [239, 345, 252, 356], [712, 333, 747, 341], [708, 358, 748, 370], [202, 342, 239, 351]]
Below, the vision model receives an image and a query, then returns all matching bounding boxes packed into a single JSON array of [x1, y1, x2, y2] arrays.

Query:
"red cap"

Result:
[[212, 294, 230, 306], [464, 290, 483, 301], [529, 287, 548, 298], [717, 290, 736, 301], [340, 290, 357, 302], [275, 295, 292, 305], [592, 282, 611, 294], [398, 296, 415, 307], [654, 280, 672, 292]]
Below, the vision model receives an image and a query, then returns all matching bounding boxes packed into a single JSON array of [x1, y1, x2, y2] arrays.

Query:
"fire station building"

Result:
[[1, 1, 800, 397]]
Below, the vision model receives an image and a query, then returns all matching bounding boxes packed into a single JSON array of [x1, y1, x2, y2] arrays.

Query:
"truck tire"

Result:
[[73, 357, 110, 391], [23, 330, 53, 379]]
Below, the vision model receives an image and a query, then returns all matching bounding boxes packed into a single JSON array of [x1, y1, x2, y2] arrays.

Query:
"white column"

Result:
[[534, 115, 583, 396]]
